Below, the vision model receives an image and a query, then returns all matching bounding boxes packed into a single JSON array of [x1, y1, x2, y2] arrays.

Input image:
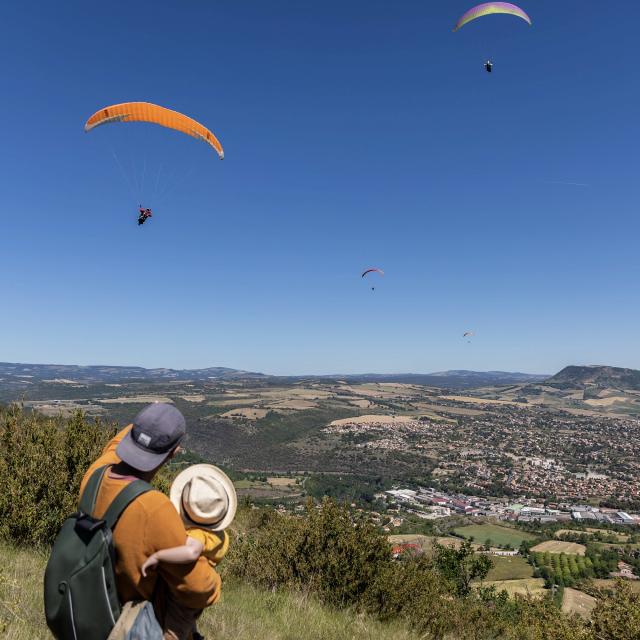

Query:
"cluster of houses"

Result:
[[382, 487, 640, 528]]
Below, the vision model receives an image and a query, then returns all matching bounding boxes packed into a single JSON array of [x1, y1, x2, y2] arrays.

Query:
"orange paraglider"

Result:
[[85, 102, 224, 159]]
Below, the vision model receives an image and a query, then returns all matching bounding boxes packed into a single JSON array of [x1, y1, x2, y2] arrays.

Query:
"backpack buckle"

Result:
[[74, 512, 106, 534]]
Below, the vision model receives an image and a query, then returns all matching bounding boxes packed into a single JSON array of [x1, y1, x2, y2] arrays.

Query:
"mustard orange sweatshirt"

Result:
[[80, 426, 221, 610]]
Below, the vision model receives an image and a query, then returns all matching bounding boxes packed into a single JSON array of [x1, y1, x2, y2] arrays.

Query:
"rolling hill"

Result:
[[546, 365, 640, 391], [0, 362, 546, 390]]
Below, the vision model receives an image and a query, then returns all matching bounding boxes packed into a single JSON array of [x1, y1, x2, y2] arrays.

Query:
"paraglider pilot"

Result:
[[138, 206, 153, 226]]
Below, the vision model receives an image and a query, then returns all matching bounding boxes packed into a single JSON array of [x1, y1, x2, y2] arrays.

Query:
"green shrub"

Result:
[[364, 557, 462, 638], [0, 406, 115, 546], [431, 540, 492, 596], [225, 500, 598, 639], [501, 596, 589, 640], [225, 498, 392, 608], [589, 580, 640, 640]]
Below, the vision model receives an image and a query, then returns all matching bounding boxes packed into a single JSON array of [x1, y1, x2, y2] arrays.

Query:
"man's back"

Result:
[[81, 427, 220, 610]]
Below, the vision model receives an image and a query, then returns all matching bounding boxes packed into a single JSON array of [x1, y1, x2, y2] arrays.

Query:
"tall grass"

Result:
[[0, 544, 418, 640]]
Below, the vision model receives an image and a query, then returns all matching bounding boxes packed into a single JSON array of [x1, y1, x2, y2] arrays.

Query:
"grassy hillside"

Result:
[[3, 407, 639, 640], [0, 544, 418, 640]]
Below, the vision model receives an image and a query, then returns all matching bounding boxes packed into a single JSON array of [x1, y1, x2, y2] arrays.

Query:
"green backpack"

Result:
[[44, 465, 153, 640]]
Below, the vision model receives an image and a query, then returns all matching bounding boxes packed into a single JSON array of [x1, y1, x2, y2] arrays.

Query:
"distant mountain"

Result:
[[299, 370, 548, 389], [0, 362, 547, 390], [0, 362, 266, 383], [427, 370, 547, 383], [546, 365, 640, 390]]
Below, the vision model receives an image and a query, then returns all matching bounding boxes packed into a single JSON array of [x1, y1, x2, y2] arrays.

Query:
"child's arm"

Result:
[[141, 536, 204, 577]]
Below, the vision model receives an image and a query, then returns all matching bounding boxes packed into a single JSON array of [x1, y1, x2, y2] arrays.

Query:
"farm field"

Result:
[[99, 395, 173, 404], [387, 535, 469, 551], [267, 477, 299, 487], [388, 534, 429, 548], [562, 588, 597, 618], [555, 529, 591, 539], [484, 556, 534, 581], [593, 579, 640, 593], [454, 524, 537, 548], [586, 528, 629, 541], [592, 542, 640, 551], [220, 407, 269, 420], [483, 578, 546, 598], [554, 528, 630, 542], [232, 477, 303, 500], [531, 540, 586, 556]]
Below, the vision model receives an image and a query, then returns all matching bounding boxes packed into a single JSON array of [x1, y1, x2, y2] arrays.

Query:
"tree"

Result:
[[432, 540, 492, 596], [590, 580, 640, 640]]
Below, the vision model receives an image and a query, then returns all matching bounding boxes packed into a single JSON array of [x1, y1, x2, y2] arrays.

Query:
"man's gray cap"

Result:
[[116, 403, 186, 472]]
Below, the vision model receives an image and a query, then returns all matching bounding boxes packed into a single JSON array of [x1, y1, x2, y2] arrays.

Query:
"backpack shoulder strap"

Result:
[[103, 480, 154, 531], [78, 465, 110, 516]]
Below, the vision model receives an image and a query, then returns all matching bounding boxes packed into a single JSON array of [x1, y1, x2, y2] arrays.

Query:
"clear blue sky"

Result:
[[1, 1, 639, 375]]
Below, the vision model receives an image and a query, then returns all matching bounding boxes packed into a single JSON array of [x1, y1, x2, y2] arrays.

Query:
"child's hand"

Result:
[[141, 554, 159, 577]]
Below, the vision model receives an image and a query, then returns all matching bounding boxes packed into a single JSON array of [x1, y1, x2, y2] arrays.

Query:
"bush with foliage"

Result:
[[225, 499, 624, 639], [225, 498, 392, 608], [589, 580, 640, 640], [0, 405, 116, 545]]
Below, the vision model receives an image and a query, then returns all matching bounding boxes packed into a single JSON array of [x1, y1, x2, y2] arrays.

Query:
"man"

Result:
[[138, 207, 153, 225], [81, 403, 220, 640]]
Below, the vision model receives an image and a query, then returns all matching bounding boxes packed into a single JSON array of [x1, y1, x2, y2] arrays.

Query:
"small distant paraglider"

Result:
[[138, 206, 153, 226], [463, 331, 475, 343], [454, 3, 532, 73], [362, 268, 384, 291]]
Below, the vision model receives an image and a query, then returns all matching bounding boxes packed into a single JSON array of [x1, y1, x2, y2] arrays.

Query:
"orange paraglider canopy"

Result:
[[84, 102, 224, 159]]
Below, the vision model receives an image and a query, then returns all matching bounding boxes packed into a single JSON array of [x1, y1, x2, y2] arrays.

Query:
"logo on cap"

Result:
[[137, 433, 152, 447]]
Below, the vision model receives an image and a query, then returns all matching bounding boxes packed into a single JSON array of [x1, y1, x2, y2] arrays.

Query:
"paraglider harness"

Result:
[[138, 207, 153, 225]]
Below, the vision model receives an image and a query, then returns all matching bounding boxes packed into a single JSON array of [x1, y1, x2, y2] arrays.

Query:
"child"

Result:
[[141, 464, 237, 639]]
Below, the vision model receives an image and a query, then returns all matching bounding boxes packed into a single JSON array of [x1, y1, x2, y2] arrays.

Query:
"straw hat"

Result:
[[170, 464, 237, 532]]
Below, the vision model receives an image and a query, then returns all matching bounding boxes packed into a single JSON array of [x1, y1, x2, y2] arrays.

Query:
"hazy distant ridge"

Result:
[[0, 362, 547, 389], [0, 362, 266, 382], [321, 370, 548, 387]]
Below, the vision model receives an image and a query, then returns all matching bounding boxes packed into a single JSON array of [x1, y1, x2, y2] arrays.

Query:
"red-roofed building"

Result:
[[391, 543, 422, 559]]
